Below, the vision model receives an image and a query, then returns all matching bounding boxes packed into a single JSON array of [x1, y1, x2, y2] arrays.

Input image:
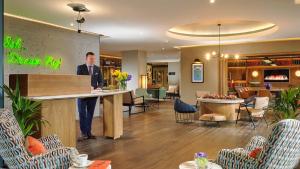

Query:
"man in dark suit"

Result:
[[77, 52, 103, 140]]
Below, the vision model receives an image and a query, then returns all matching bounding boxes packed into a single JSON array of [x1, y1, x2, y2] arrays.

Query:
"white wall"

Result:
[[121, 50, 147, 90], [168, 62, 180, 85]]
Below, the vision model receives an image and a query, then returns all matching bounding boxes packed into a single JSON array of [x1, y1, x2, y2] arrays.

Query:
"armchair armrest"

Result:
[[217, 149, 259, 168], [28, 147, 78, 168], [39, 134, 64, 150], [245, 136, 266, 152]]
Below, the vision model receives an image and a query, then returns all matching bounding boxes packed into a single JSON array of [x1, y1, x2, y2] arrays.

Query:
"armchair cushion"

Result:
[[25, 136, 47, 155], [249, 147, 262, 159]]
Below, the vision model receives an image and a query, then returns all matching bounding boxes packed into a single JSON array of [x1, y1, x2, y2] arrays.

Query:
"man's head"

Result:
[[86, 52, 96, 65]]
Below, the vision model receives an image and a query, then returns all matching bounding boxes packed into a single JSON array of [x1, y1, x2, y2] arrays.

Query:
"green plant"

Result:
[[273, 87, 300, 122], [1, 80, 48, 137]]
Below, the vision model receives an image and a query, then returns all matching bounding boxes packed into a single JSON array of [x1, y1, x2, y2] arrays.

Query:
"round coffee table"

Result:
[[179, 161, 222, 169], [197, 98, 244, 121]]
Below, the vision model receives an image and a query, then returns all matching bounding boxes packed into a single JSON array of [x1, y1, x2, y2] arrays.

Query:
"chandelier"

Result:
[[205, 24, 240, 60]]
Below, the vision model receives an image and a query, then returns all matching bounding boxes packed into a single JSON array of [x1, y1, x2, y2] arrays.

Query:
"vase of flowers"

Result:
[[112, 70, 132, 90], [194, 152, 208, 169]]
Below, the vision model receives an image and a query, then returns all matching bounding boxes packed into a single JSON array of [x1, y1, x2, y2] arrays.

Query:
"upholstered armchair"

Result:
[[123, 90, 146, 115], [0, 109, 78, 169], [216, 119, 300, 169]]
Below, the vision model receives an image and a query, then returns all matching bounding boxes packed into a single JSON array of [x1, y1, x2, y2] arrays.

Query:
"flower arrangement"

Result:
[[112, 70, 132, 90]]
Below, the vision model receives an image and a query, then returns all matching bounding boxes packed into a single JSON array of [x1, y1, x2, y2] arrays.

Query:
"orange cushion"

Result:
[[25, 136, 47, 155], [89, 160, 111, 169], [249, 147, 262, 158]]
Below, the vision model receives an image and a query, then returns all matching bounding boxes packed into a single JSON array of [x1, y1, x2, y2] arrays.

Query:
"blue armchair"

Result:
[[174, 99, 197, 123], [216, 119, 300, 169], [0, 109, 78, 169]]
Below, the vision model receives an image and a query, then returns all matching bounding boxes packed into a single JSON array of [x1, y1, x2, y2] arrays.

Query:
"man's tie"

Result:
[[88, 66, 93, 75]]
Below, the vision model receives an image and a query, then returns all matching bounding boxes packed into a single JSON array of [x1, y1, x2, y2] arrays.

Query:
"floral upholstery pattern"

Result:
[[0, 109, 78, 169], [216, 119, 300, 169]]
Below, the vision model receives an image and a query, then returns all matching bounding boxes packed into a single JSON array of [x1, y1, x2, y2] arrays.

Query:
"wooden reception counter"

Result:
[[9, 74, 127, 147]]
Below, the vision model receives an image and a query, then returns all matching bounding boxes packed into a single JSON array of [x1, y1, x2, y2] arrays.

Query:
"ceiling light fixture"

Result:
[[210, 0, 216, 3], [204, 24, 240, 60], [68, 3, 90, 33]]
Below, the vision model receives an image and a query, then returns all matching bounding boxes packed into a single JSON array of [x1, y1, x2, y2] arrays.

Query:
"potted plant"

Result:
[[273, 87, 300, 122], [1, 80, 48, 137]]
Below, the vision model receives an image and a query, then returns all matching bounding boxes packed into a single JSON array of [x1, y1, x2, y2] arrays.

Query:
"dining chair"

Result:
[[236, 97, 269, 129]]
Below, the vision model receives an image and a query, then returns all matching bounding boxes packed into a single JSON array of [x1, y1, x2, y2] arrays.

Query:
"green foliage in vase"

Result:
[[273, 87, 300, 122], [1, 80, 48, 137]]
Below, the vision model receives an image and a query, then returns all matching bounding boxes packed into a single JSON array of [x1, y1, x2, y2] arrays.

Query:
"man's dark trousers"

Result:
[[78, 97, 98, 136]]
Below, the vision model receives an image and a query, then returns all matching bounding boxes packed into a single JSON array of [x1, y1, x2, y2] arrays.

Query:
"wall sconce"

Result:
[[252, 70, 259, 78], [141, 75, 148, 89], [295, 70, 300, 77], [194, 59, 202, 63]]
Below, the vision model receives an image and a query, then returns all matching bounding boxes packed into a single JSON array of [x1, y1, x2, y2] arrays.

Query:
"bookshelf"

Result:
[[227, 55, 300, 88]]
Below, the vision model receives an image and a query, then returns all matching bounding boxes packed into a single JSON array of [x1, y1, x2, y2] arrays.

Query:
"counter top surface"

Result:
[[197, 98, 244, 104], [28, 90, 129, 100]]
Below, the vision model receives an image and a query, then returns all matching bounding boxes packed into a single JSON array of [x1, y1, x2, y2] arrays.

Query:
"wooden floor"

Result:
[[76, 101, 280, 169]]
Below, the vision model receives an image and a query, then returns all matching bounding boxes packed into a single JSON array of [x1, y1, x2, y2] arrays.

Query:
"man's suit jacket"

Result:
[[77, 64, 104, 89]]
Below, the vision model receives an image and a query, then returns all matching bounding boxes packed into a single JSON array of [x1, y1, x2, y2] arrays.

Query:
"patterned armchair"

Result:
[[0, 109, 78, 169], [216, 119, 300, 169]]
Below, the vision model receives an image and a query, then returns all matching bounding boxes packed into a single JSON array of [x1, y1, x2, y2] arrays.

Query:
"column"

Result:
[[121, 50, 147, 90]]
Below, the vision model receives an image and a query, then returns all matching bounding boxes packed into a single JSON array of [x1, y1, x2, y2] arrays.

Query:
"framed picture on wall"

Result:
[[192, 63, 204, 83]]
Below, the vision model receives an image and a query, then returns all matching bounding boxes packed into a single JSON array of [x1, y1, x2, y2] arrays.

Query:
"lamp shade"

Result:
[[141, 75, 148, 89]]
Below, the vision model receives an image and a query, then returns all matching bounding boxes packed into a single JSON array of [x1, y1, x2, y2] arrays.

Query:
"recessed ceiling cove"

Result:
[[167, 20, 278, 41]]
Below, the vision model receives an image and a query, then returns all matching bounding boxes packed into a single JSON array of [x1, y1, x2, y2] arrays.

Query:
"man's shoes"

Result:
[[87, 134, 96, 139], [77, 134, 88, 142]]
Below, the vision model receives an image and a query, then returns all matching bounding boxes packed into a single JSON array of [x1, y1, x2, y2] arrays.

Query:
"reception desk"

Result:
[[9, 74, 127, 147]]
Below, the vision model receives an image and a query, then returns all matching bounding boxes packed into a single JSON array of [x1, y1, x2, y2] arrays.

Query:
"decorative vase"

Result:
[[118, 81, 127, 90], [194, 152, 208, 169]]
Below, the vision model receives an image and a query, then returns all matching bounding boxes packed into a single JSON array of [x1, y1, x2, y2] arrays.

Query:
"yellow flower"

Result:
[[113, 70, 120, 77], [121, 72, 128, 79]]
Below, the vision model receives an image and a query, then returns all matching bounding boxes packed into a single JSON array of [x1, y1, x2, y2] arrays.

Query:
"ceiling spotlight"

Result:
[[210, 0, 216, 3], [205, 53, 211, 60], [212, 51, 217, 56], [224, 54, 229, 59], [70, 22, 74, 27], [234, 54, 240, 59]]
